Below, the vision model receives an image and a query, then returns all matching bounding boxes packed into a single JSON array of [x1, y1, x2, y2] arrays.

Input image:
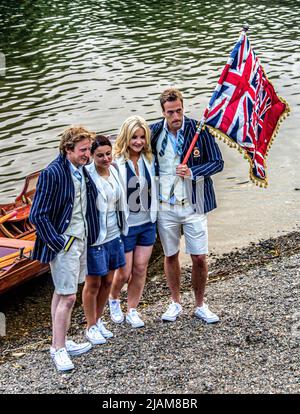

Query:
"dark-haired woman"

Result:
[[82, 135, 128, 345]]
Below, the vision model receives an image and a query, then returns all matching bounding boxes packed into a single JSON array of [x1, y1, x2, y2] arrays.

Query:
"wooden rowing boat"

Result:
[[0, 172, 49, 294]]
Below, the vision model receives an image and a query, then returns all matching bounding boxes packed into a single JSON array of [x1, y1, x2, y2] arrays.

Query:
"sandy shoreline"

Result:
[[0, 231, 299, 393]]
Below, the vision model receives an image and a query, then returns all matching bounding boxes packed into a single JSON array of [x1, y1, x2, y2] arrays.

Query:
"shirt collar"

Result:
[[68, 159, 83, 175]]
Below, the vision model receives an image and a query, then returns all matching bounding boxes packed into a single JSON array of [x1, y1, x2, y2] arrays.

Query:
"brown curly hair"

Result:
[[59, 126, 95, 155]]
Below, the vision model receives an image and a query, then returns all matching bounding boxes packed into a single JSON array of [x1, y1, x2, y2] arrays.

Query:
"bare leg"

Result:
[[52, 293, 76, 349], [127, 245, 153, 310], [110, 251, 133, 299], [51, 291, 60, 347], [191, 254, 208, 307], [82, 276, 101, 328], [164, 251, 181, 303], [96, 270, 114, 319]]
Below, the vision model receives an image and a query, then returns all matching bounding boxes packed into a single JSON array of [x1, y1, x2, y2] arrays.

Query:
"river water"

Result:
[[0, 0, 299, 255]]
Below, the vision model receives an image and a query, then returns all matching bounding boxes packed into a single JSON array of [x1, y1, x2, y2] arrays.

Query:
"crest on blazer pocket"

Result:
[[193, 147, 200, 158]]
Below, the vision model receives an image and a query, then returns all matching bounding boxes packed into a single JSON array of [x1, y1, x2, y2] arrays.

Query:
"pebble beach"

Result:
[[0, 232, 299, 394]]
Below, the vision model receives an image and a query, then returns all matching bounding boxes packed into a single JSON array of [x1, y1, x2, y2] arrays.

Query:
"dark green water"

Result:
[[0, 0, 299, 252]]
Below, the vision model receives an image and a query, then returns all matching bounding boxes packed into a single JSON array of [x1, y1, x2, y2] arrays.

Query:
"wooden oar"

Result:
[[9, 204, 31, 222], [0, 204, 31, 225], [0, 211, 17, 224], [20, 233, 36, 241]]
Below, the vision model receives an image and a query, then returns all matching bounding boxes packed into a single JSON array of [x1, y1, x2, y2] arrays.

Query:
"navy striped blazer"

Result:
[[29, 154, 100, 263], [150, 116, 224, 214]]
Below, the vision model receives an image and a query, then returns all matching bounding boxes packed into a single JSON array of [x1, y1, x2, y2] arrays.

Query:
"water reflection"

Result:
[[0, 0, 299, 209]]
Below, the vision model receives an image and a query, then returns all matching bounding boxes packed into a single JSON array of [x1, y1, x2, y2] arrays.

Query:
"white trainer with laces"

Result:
[[52, 347, 74, 372], [126, 308, 145, 328], [161, 301, 182, 322], [86, 325, 106, 345], [109, 298, 124, 324], [195, 303, 220, 323], [50, 340, 92, 358], [97, 319, 113, 338]]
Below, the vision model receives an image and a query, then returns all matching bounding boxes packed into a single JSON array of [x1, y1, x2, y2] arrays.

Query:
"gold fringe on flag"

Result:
[[207, 97, 291, 189]]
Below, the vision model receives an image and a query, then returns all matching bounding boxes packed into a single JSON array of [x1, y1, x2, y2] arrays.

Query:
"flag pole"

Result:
[[181, 23, 249, 166]]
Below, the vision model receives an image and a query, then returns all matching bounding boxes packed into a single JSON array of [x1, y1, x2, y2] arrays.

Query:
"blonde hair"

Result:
[[59, 126, 94, 155], [114, 115, 152, 162]]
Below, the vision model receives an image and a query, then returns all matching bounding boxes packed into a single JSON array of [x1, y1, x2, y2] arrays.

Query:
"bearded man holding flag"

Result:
[[150, 24, 289, 324], [150, 88, 224, 323]]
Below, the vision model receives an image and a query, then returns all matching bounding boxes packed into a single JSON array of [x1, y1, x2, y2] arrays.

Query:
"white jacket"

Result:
[[113, 153, 158, 224], [86, 162, 129, 245]]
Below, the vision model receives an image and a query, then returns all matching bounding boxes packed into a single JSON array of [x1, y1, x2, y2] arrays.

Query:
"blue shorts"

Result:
[[87, 237, 126, 277], [121, 221, 156, 253]]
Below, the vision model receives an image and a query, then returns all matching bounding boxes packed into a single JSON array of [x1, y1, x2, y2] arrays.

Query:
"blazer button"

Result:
[[66, 220, 70, 223]]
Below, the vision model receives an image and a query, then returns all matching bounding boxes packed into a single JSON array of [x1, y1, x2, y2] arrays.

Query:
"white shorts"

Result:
[[50, 238, 87, 295], [157, 203, 208, 257]]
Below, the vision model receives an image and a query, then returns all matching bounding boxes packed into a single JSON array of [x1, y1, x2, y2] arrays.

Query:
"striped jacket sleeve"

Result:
[[29, 169, 65, 253], [190, 128, 224, 178]]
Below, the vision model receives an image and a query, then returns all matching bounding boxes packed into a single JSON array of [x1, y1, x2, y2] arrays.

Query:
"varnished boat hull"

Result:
[[0, 259, 49, 295], [0, 171, 51, 294]]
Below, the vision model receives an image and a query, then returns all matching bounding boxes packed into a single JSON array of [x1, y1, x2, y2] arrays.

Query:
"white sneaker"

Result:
[[195, 303, 220, 323], [50, 340, 92, 358], [126, 308, 145, 328], [161, 301, 182, 322], [85, 325, 106, 345], [52, 347, 74, 372], [109, 298, 124, 324], [97, 319, 113, 338]]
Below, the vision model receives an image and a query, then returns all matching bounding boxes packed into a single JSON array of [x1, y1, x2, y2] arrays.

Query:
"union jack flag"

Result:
[[203, 30, 290, 187]]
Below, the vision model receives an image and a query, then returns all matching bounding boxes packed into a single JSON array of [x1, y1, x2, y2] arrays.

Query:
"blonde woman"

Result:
[[109, 116, 157, 328]]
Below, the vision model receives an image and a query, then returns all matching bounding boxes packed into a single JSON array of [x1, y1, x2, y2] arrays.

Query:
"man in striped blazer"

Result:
[[29, 126, 100, 372], [150, 88, 224, 324]]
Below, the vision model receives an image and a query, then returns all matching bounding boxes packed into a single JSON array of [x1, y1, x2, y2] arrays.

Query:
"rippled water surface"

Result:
[[0, 0, 299, 251]]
